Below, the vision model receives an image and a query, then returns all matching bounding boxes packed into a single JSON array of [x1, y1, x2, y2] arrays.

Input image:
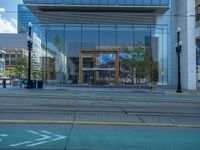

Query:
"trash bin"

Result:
[[12, 79, 21, 88], [32, 80, 36, 88], [37, 80, 43, 89], [25, 80, 36, 89]]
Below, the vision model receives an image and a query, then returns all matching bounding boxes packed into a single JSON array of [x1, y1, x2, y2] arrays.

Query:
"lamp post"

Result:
[[27, 22, 33, 88], [176, 27, 183, 93]]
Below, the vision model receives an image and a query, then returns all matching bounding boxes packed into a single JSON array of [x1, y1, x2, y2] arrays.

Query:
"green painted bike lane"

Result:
[[0, 124, 200, 149], [0, 124, 70, 149], [68, 125, 200, 150]]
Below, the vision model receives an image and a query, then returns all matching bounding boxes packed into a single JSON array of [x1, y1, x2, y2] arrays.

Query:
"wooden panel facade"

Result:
[[79, 50, 120, 85]]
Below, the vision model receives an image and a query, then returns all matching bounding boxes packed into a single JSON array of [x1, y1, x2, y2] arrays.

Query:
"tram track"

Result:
[[0, 93, 200, 104], [1, 110, 200, 117], [1, 104, 200, 117], [1, 91, 200, 126]]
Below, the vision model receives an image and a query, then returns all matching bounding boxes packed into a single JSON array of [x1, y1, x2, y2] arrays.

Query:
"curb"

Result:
[[165, 92, 200, 96], [1, 119, 200, 128], [1, 87, 200, 96]]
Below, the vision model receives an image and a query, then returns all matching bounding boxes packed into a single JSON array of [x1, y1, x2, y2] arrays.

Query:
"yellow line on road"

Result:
[[0, 120, 200, 128]]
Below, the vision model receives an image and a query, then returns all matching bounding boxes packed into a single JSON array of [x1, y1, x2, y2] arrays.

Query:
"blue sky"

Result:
[[0, 0, 23, 33]]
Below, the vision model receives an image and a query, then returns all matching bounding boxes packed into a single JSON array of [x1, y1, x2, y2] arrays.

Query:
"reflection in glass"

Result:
[[65, 25, 82, 84], [32, 24, 168, 86], [99, 25, 117, 50]]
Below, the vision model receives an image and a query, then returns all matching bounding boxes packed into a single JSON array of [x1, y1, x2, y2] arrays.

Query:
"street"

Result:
[[0, 88, 200, 149]]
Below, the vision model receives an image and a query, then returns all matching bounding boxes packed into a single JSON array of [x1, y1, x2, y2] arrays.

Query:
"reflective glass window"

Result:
[[46, 25, 65, 83], [144, 0, 152, 5], [82, 25, 99, 50], [152, 0, 160, 5], [117, 25, 133, 51], [99, 25, 117, 50], [65, 25, 82, 84]]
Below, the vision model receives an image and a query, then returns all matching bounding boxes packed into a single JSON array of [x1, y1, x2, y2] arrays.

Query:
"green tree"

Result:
[[1, 70, 14, 78], [13, 57, 27, 78], [122, 45, 145, 84], [121, 44, 158, 85], [54, 35, 67, 83]]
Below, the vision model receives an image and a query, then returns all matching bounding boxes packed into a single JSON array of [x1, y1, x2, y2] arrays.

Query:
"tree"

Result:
[[121, 44, 158, 85], [1, 70, 14, 78], [12, 57, 27, 79], [121, 45, 145, 84], [54, 35, 67, 83]]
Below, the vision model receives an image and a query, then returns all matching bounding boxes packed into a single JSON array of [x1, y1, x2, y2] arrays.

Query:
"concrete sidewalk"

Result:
[[43, 85, 200, 96], [0, 84, 200, 96]]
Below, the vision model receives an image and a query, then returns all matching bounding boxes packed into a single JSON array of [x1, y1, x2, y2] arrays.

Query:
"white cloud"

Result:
[[0, 17, 17, 33], [11, 18, 17, 28], [0, 8, 5, 12], [0, 8, 17, 33], [0, 18, 17, 33]]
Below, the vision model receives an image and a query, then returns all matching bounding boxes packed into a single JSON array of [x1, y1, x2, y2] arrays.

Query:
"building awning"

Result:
[[25, 4, 170, 13]]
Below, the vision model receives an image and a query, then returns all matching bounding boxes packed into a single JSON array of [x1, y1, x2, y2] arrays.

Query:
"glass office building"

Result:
[[22, 0, 172, 86], [18, 4, 39, 33]]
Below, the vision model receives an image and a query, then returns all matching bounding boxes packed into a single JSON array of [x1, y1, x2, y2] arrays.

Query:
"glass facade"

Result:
[[32, 24, 168, 85], [196, 39, 200, 88], [18, 4, 39, 33], [23, 0, 170, 6], [197, 39, 200, 66]]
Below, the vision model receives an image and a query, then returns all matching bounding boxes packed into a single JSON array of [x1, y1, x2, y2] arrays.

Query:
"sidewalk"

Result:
[[0, 84, 199, 96]]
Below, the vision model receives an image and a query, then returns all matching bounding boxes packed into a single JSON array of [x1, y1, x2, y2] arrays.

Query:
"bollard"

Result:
[[2, 79, 6, 88]]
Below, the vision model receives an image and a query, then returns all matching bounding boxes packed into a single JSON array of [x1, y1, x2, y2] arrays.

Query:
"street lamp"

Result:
[[26, 22, 33, 88], [176, 27, 183, 93]]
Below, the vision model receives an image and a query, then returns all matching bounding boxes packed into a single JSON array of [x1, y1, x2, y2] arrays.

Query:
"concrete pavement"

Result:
[[1, 84, 200, 95]]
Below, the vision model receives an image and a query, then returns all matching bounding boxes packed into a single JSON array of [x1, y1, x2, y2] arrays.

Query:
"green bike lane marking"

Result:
[[68, 125, 200, 150], [0, 124, 200, 149], [0, 124, 70, 149]]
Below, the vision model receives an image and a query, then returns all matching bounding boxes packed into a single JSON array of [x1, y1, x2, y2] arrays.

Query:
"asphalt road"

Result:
[[0, 88, 200, 149]]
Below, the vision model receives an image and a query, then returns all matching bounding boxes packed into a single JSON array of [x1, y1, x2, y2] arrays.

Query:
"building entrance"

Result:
[[79, 50, 120, 85]]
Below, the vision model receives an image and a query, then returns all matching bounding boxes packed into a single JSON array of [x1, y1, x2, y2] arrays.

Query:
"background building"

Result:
[[0, 34, 28, 78], [18, 4, 39, 33], [20, 0, 197, 89], [196, 0, 200, 89]]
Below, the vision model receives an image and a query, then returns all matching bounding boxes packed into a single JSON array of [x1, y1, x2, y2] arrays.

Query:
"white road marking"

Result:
[[10, 141, 32, 147], [9, 130, 67, 147], [0, 134, 8, 142], [27, 130, 51, 141], [41, 130, 66, 141], [27, 130, 67, 146], [35, 134, 51, 141], [51, 134, 66, 141], [27, 130, 39, 135], [0, 134, 8, 137], [27, 140, 50, 147], [41, 130, 53, 134]]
